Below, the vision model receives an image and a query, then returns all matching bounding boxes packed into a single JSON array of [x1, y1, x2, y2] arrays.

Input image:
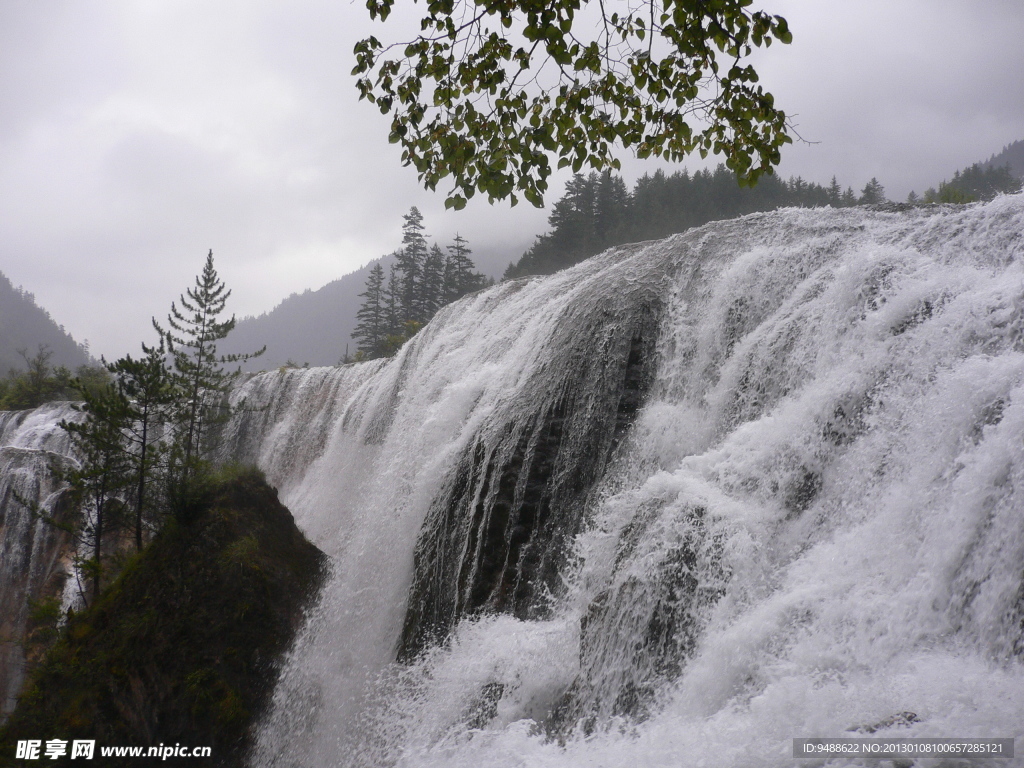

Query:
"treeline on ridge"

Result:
[[352, 207, 490, 360], [0, 269, 92, 391], [504, 161, 1022, 279], [0, 345, 110, 411]]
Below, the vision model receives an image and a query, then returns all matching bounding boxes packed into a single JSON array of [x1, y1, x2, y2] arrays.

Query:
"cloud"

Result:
[[0, 0, 547, 357], [750, 0, 1024, 195]]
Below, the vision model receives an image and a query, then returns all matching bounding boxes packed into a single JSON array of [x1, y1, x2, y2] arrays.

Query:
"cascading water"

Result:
[[241, 197, 1024, 766], [3, 198, 1024, 765], [0, 403, 80, 717]]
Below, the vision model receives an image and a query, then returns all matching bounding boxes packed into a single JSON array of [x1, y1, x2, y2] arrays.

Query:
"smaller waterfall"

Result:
[[218, 361, 387, 501], [0, 403, 80, 717]]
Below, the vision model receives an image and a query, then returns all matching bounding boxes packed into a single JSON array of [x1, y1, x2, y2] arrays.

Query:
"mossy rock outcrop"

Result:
[[0, 467, 326, 766]]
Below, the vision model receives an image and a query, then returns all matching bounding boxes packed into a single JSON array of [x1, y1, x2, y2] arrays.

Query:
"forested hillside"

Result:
[[350, 208, 489, 360], [0, 271, 90, 375], [224, 209, 489, 369], [506, 145, 1023, 279], [504, 166, 865, 278], [983, 139, 1024, 179]]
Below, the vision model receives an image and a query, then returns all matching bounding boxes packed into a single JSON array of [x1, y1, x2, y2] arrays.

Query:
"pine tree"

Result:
[[419, 245, 446, 319], [384, 262, 402, 339], [153, 251, 263, 513], [106, 339, 176, 550], [396, 207, 428, 324], [59, 383, 133, 602], [594, 171, 630, 248], [550, 173, 598, 256], [353, 263, 387, 358], [442, 252, 458, 306], [448, 233, 487, 300], [827, 176, 842, 206], [859, 177, 887, 205], [445, 234, 475, 303]]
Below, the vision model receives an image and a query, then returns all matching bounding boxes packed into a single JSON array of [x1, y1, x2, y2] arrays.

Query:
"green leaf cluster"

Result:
[[353, 0, 793, 207]]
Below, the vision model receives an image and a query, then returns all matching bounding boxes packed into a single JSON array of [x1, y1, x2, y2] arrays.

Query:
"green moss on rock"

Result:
[[0, 467, 326, 767]]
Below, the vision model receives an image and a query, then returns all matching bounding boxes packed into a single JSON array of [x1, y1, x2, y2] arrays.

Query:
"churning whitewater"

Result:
[[5, 199, 1024, 765], [227, 198, 1024, 767]]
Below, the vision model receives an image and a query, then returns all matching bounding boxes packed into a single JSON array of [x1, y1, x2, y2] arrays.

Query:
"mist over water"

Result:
[[5, 199, 1024, 765]]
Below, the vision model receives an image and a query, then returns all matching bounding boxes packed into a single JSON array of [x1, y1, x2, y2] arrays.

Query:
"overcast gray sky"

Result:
[[1, 0, 1022, 360]]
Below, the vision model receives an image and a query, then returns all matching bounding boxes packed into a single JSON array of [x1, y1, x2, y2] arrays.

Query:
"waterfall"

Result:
[[0, 403, 80, 717], [3, 197, 1024, 764], [243, 197, 1024, 766]]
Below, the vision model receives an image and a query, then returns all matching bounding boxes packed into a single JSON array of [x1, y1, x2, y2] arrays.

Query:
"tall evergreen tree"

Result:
[[59, 383, 133, 602], [549, 173, 599, 255], [827, 176, 842, 206], [506, 173, 600, 278], [153, 251, 263, 512], [445, 233, 478, 302], [396, 207, 429, 324], [442, 251, 459, 306], [106, 339, 176, 550], [353, 263, 387, 358], [594, 171, 630, 248], [384, 262, 402, 339], [419, 245, 446, 319], [859, 177, 887, 205]]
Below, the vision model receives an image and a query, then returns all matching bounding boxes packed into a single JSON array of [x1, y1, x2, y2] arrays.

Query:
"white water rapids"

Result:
[[4, 198, 1024, 765]]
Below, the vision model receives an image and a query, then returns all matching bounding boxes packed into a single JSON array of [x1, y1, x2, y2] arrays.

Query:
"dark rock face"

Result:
[[399, 298, 661, 659], [555, 502, 729, 729], [0, 469, 326, 767]]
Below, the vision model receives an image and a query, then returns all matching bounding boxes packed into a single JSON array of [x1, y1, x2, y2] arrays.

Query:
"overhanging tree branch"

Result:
[[353, 0, 793, 208]]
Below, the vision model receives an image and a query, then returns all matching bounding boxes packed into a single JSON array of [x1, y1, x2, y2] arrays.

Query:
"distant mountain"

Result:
[[0, 270, 91, 376], [223, 240, 511, 372], [223, 255, 396, 371], [982, 139, 1024, 179]]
